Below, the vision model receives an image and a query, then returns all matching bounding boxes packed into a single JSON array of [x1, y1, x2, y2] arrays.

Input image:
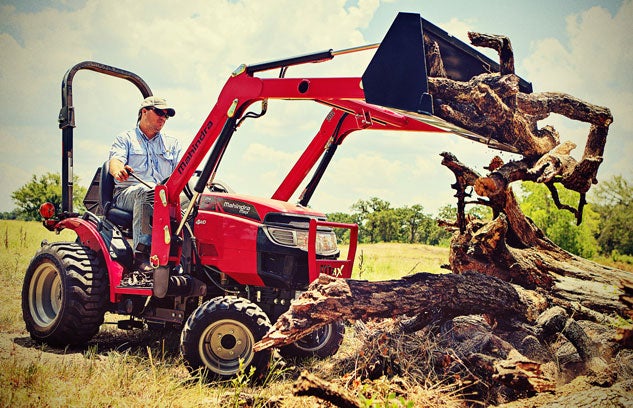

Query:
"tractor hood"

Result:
[[198, 192, 326, 223]]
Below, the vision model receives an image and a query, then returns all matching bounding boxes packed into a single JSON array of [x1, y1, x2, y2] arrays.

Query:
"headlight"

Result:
[[265, 226, 338, 256]]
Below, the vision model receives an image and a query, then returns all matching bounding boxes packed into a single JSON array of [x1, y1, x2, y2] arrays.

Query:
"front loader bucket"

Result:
[[361, 12, 533, 153], [362, 12, 533, 117], [362, 12, 433, 115]]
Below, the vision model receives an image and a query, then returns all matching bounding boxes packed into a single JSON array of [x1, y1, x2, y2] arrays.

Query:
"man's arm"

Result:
[[109, 130, 137, 182], [109, 158, 133, 182]]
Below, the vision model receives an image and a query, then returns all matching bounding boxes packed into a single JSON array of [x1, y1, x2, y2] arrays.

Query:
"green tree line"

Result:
[[328, 176, 632, 258], [327, 197, 457, 246], [3, 172, 632, 258], [519, 177, 632, 258]]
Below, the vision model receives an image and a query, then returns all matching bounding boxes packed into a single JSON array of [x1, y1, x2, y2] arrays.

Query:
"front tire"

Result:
[[280, 321, 345, 359], [22, 242, 108, 346], [180, 296, 272, 380]]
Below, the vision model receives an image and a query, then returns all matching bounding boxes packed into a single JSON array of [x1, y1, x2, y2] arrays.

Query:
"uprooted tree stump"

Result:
[[255, 29, 632, 406], [255, 272, 629, 403]]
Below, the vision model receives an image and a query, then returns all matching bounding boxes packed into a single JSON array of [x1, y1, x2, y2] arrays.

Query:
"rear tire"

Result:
[[280, 320, 345, 359], [180, 296, 272, 380], [22, 242, 108, 346]]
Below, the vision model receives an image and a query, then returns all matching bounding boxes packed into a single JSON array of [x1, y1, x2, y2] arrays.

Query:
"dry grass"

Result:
[[343, 242, 450, 281], [1, 324, 297, 407], [0, 220, 460, 407], [308, 320, 471, 407], [0, 221, 76, 332], [2, 220, 629, 407], [1, 324, 466, 407]]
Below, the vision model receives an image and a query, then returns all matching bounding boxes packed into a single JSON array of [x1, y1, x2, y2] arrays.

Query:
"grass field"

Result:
[[0, 220, 456, 407], [2, 219, 629, 407]]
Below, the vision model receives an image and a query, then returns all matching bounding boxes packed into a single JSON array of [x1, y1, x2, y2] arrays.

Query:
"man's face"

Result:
[[140, 107, 169, 136]]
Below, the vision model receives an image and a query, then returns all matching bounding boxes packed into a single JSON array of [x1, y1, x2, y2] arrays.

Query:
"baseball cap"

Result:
[[140, 96, 175, 117]]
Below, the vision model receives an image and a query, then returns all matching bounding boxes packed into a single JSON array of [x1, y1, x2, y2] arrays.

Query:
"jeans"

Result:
[[113, 184, 154, 253]]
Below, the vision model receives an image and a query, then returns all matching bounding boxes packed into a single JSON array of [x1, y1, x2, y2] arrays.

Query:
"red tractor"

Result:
[[21, 13, 531, 378]]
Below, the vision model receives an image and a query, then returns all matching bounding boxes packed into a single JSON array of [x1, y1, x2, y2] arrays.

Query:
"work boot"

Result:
[[134, 252, 154, 273]]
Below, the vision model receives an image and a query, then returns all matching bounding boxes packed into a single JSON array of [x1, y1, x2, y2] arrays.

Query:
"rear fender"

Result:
[[53, 217, 125, 303]]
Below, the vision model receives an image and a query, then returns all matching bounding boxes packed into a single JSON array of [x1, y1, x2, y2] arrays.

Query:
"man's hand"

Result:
[[109, 159, 134, 182]]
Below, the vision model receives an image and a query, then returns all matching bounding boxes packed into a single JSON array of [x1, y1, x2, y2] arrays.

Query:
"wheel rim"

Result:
[[198, 319, 255, 376], [295, 323, 332, 352], [29, 261, 62, 330]]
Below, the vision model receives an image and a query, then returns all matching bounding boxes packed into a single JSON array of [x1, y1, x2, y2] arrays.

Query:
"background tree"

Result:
[[436, 204, 457, 221], [10, 173, 86, 221], [429, 204, 459, 245], [0, 209, 22, 220], [466, 204, 492, 221], [591, 175, 633, 256], [333, 199, 454, 246], [519, 181, 600, 258], [351, 197, 391, 243], [366, 208, 400, 242], [325, 211, 355, 243], [396, 204, 427, 243]]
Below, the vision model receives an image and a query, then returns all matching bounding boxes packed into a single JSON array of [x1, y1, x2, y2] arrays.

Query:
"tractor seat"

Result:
[[99, 161, 133, 230]]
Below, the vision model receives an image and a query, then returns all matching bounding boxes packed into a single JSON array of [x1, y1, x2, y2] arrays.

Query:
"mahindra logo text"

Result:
[[177, 120, 213, 175], [223, 201, 252, 215]]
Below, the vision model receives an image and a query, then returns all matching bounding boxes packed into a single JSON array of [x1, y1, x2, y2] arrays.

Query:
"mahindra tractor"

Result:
[[22, 13, 531, 378]]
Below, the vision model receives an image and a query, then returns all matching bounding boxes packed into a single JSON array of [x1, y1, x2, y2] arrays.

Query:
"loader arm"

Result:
[[167, 11, 534, 207], [164, 75, 373, 204], [155, 11, 533, 268], [163, 72, 459, 212]]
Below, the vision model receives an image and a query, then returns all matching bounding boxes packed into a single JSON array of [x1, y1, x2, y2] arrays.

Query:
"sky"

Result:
[[0, 0, 631, 216]]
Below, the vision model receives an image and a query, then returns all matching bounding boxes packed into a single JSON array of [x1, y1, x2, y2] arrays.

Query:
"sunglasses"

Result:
[[148, 107, 171, 118]]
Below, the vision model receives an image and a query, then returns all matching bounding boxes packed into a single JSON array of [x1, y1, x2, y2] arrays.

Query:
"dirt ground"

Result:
[[497, 374, 633, 407], [3, 327, 632, 407], [1, 330, 85, 366]]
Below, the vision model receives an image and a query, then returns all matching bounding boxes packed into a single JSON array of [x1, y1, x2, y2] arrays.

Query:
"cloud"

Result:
[[437, 17, 475, 43], [0, 0, 383, 212], [522, 1, 633, 181], [525, 3, 632, 99], [0, 0, 630, 218]]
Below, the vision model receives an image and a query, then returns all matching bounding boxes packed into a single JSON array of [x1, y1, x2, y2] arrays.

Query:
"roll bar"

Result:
[[58, 61, 153, 213]]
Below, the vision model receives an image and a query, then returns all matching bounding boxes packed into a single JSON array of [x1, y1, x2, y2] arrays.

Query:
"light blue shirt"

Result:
[[109, 126, 182, 195]]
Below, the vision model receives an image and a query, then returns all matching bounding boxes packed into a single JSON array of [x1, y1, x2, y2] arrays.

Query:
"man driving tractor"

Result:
[[108, 96, 181, 272]]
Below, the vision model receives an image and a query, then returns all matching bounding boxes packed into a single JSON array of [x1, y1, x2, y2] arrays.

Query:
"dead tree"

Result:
[[424, 31, 628, 325], [441, 153, 630, 318], [255, 31, 631, 406]]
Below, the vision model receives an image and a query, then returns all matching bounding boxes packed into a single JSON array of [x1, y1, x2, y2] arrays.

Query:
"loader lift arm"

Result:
[[168, 12, 533, 207], [157, 12, 533, 266]]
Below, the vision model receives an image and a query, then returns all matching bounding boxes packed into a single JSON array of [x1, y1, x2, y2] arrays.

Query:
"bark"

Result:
[[424, 34, 447, 78], [441, 153, 630, 319], [254, 272, 548, 352], [293, 371, 360, 408], [468, 32, 515, 76]]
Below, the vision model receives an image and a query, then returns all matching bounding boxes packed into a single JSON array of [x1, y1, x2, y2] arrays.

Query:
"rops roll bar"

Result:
[[58, 61, 152, 214]]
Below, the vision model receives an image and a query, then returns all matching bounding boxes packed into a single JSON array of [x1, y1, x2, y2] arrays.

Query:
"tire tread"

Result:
[[22, 241, 108, 346]]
